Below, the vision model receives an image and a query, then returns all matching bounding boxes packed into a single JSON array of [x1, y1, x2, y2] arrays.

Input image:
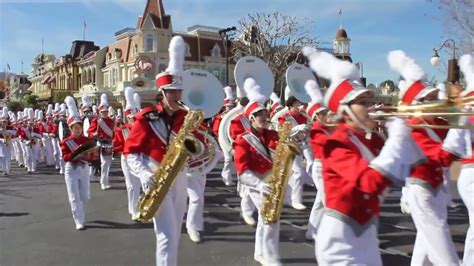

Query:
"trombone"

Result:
[[369, 95, 474, 130]]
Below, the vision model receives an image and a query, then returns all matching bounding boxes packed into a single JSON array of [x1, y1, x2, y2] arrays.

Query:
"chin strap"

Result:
[[342, 105, 374, 139]]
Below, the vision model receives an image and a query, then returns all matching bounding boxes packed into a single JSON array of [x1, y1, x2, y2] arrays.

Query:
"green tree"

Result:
[[7, 101, 23, 112], [53, 91, 72, 103], [22, 95, 38, 108]]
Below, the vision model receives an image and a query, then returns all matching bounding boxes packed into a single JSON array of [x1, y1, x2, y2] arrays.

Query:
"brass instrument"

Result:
[[369, 95, 474, 129], [138, 110, 204, 222], [261, 122, 301, 224]]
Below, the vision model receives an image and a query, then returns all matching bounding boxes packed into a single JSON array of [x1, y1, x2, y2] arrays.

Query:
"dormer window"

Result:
[[114, 48, 122, 60], [211, 44, 221, 57], [108, 53, 112, 61], [146, 34, 154, 52], [133, 44, 138, 55]]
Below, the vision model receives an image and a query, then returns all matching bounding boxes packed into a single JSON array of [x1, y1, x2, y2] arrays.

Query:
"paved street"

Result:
[[0, 160, 468, 266]]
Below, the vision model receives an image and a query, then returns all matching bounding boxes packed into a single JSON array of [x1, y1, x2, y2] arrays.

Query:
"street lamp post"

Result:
[[219, 26, 236, 86], [430, 39, 459, 83]]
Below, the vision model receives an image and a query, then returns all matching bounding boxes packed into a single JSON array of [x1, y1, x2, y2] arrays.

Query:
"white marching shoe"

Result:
[[187, 228, 201, 243], [292, 202, 307, 210], [242, 213, 256, 226], [75, 224, 85, 230]]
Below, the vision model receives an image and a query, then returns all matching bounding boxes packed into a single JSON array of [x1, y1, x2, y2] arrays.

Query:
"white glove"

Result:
[[443, 128, 470, 158], [400, 186, 411, 215], [256, 180, 272, 195], [302, 146, 314, 174], [141, 173, 156, 192], [370, 118, 413, 184]]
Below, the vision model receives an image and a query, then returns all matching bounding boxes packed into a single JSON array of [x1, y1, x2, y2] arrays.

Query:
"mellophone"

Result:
[[71, 140, 99, 162], [97, 139, 114, 156]]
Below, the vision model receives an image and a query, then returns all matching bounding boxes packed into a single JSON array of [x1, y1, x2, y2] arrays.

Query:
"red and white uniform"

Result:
[[234, 128, 280, 264], [88, 116, 114, 189], [19, 126, 41, 172], [61, 135, 92, 227], [318, 123, 391, 265], [459, 117, 474, 264], [212, 112, 223, 137], [49, 120, 63, 171], [406, 117, 461, 265], [124, 104, 188, 266], [278, 110, 310, 207], [0, 125, 16, 175], [306, 121, 331, 239], [39, 120, 55, 166], [113, 124, 141, 218]]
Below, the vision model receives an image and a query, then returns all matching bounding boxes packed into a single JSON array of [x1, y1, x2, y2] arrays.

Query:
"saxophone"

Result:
[[138, 110, 204, 222], [261, 122, 301, 224]]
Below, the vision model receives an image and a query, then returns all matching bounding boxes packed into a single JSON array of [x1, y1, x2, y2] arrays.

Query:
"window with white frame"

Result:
[[146, 34, 154, 52], [185, 43, 191, 57]]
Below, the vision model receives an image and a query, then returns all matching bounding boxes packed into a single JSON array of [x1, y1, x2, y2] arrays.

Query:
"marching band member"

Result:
[[50, 103, 62, 172], [229, 97, 258, 226], [43, 105, 55, 167], [269, 92, 284, 118], [186, 125, 222, 243], [457, 54, 474, 265], [61, 96, 94, 230], [58, 103, 69, 174], [88, 93, 115, 190], [81, 95, 100, 181], [34, 109, 44, 164], [108, 106, 116, 120], [304, 48, 420, 264], [19, 108, 42, 173], [278, 94, 310, 210], [124, 36, 190, 266], [113, 87, 142, 221], [234, 78, 280, 266], [215, 86, 237, 186], [389, 50, 468, 265], [303, 80, 331, 241], [10, 112, 23, 168], [0, 107, 16, 175]]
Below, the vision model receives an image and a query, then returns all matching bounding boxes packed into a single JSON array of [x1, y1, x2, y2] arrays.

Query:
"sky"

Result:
[[0, 0, 453, 85]]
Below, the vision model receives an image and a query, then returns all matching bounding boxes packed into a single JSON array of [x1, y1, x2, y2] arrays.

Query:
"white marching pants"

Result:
[[307, 160, 324, 239], [121, 155, 141, 217], [407, 184, 460, 266], [286, 155, 305, 205], [241, 186, 256, 217], [52, 138, 64, 171], [64, 162, 90, 226], [0, 145, 11, 174], [186, 173, 206, 231], [248, 188, 280, 264], [13, 139, 24, 166], [221, 153, 235, 185], [24, 143, 37, 172], [43, 138, 55, 166], [100, 153, 112, 186], [316, 214, 382, 265], [458, 164, 474, 265], [153, 170, 188, 266]]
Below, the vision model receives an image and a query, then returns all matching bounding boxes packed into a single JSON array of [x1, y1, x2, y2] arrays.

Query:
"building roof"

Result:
[[69, 40, 100, 59], [139, 0, 171, 29], [335, 27, 348, 39]]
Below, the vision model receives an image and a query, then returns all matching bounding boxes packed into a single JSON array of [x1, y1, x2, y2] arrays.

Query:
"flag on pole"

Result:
[[83, 19, 87, 30], [338, 8, 342, 15], [6, 63, 11, 70]]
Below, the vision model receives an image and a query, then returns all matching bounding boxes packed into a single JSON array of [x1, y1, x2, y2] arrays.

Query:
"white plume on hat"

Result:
[[60, 103, 67, 115], [82, 95, 91, 108], [92, 105, 98, 114], [304, 80, 323, 104], [54, 103, 60, 114], [34, 109, 39, 120], [244, 78, 266, 104], [387, 50, 426, 83], [28, 108, 34, 122], [303, 47, 360, 83], [17, 111, 22, 121], [133, 92, 141, 111], [8, 111, 16, 122], [124, 86, 135, 111], [38, 110, 44, 121], [1, 107, 8, 119], [270, 92, 281, 104], [46, 104, 53, 116], [108, 106, 115, 115], [436, 83, 446, 100], [165, 36, 185, 76], [65, 96, 81, 126], [223, 86, 235, 100], [117, 108, 123, 118], [99, 93, 109, 110], [459, 54, 474, 90]]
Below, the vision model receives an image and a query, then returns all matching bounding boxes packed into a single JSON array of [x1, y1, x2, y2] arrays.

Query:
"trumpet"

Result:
[[369, 95, 474, 129]]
